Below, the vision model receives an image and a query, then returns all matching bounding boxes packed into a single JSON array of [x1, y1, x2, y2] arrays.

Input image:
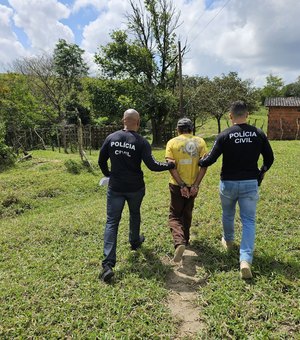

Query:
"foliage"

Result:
[[12, 54, 65, 124], [194, 72, 259, 133], [64, 92, 91, 125], [86, 77, 154, 128], [182, 76, 212, 131], [12, 40, 89, 126], [64, 159, 82, 174], [95, 30, 153, 80], [0, 142, 16, 171], [53, 39, 90, 125], [0, 123, 16, 171], [137, 84, 178, 139], [94, 0, 181, 145], [260, 74, 285, 104], [86, 78, 128, 124], [93, 116, 110, 126], [53, 39, 88, 92], [0, 73, 45, 132], [283, 76, 300, 97], [0, 137, 299, 338]]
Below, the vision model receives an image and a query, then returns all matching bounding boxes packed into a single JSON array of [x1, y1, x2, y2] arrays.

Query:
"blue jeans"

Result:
[[102, 187, 145, 268], [219, 180, 259, 264]]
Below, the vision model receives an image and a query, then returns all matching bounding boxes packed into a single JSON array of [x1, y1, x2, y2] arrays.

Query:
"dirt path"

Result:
[[164, 248, 207, 339]]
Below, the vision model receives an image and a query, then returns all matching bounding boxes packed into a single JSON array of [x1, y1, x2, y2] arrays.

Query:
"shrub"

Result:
[[0, 142, 16, 171], [0, 122, 16, 171], [64, 159, 82, 174]]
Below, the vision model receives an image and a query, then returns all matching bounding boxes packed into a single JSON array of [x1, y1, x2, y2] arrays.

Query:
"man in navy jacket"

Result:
[[98, 109, 175, 282], [199, 101, 274, 279]]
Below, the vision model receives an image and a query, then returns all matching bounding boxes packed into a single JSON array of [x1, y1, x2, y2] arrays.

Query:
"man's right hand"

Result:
[[257, 170, 265, 186], [180, 186, 190, 198]]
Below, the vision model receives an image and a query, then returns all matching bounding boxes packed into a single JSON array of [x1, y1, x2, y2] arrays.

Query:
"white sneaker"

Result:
[[240, 261, 253, 279], [173, 245, 185, 263]]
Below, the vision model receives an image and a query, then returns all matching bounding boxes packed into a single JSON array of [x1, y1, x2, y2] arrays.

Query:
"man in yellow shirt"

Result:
[[166, 118, 207, 262]]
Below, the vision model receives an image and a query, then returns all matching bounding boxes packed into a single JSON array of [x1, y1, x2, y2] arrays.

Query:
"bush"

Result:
[[0, 142, 16, 171], [64, 159, 82, 174], [0, 122, 16, 171]]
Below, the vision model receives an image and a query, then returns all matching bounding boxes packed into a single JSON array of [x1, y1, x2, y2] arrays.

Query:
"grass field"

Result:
[[1, 116, 299, 338]]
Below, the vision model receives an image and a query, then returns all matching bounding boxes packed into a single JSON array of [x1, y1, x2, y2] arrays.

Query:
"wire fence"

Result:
[[5, 124, 176, 152]]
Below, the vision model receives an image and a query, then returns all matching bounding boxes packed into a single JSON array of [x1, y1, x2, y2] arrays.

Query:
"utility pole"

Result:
[[178, 40, 184, 117]]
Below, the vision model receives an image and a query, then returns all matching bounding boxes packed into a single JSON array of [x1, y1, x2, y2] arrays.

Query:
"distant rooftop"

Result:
[[265, 97, 300, 107]]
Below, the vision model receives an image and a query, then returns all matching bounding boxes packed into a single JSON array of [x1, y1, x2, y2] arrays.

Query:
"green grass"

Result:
[[1, 132, 299, 338]]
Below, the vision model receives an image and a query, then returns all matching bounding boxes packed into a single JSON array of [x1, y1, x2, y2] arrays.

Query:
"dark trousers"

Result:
[[168, 183, 195, 248], [102, 187, 145, 268]]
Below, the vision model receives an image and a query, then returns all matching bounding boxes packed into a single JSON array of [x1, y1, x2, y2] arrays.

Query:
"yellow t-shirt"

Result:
[[165, 134, 207, 186]]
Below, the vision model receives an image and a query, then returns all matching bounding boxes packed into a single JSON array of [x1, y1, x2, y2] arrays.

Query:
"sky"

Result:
[[1, 0, 300, 87]]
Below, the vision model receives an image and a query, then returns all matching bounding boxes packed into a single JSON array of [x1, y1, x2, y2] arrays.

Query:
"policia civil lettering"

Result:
[[229, 131, 257, 143]]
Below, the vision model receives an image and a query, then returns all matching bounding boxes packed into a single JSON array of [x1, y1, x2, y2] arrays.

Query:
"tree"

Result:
[[52, 39, 89, 125], [86, 78, 126, 124], [52, 39, 89, 153], [95, 0, 182, 145], [283, 76, 300, 97], [13, 54, 66, 126], [0, 73, 44, 151], [53, 39, 88, 93], [13, 40, 89, 126], [182, 76, 211, 133], [261, 74, 284, 104], [0, 121, 16, 171], [200, 72, 259, 133], [85, 78, 144, 127], [13, 40, 89, 152]]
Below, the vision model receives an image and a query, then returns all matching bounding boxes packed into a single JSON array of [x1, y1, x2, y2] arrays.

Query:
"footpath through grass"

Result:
[[0, 139, 299, 338]]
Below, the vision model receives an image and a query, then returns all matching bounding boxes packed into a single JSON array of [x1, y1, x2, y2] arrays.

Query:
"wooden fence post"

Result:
[[56, 127, 61, 153]]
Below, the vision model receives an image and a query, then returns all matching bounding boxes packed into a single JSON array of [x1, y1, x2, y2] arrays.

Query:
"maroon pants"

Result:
[[168, 183, 195, 248]]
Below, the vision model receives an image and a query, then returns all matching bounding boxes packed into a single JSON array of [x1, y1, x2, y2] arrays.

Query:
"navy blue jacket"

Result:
[[199, 124, 274, 181], [99, 129, 174, 192]]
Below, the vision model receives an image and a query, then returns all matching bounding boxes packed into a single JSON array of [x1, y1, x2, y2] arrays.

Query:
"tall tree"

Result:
[[53, 39, 88, 94], [13, 40, 89, 126], [13, 40, 89, 152], [95, 0, 182, 145], [261, 74, 284, 104], [13, 54, 60, 123], [53, 39, 89, 123]]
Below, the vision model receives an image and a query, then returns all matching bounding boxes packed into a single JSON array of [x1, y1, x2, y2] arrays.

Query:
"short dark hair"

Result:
[[230, 101, 248, 117], [177, 117, 193, 133]]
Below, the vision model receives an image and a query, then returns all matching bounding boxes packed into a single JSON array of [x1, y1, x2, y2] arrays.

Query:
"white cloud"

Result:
[[83, 51, 99, 76], [0, 4, 16, 39], [176, 0, 300, 85], [8, 0, 74, 53], [0, 4, 27, 69], [78, 0, 300, 86], [1, 0, 300, 86], [75, 0, 130, 75], [72, 0, 107, 13], [80, 0, 129, 53]]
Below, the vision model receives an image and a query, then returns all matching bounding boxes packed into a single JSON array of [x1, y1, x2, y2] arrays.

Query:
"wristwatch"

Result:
[[179, 182, 187, 189]]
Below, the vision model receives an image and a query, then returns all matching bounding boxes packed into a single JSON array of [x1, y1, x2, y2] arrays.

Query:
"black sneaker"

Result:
[[131, 235, 145, 251], [100, 266, 114, 283]]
